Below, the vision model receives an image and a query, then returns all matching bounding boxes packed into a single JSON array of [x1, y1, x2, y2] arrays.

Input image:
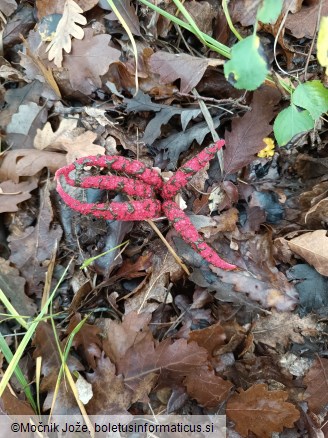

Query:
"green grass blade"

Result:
[[0, 259, 73, 398], [0, 332, 37, 412]]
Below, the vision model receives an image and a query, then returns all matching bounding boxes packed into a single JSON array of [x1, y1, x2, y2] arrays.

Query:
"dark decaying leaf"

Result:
[[156, 116, 221, 170], [125, 90, 201, 144], [8, 185, 63, 296], [226, 384, 300, 438], [286, 264, 328, 316], [105, 0, 141, 36], [224, 86, 281, 175]]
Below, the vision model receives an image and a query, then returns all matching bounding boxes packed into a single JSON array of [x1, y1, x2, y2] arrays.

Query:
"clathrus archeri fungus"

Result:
[[56, 140, 236, 270]]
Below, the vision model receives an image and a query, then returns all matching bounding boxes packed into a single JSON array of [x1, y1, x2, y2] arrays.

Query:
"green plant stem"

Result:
[[138, 0, 231, 58], [222, 0, 243, 41]]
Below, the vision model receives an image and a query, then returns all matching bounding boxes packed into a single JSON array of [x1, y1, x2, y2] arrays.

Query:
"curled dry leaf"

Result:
[[46, 0, 87, 67], [288, 230, 328, 276], [0, 149, 66, 183], [226, 384, 300, 437], [0, 179, 38, 213]]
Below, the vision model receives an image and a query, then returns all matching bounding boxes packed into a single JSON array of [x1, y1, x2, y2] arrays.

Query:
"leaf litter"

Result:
[[0, 0, 328, 436]]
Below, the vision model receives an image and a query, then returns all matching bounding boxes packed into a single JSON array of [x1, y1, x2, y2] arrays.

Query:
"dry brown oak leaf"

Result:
[[63, 28, 121, 95], [226, 383, 300, 437]]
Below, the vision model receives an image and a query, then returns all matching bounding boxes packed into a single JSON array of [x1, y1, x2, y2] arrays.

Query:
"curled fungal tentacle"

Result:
[[162, 200, 236, 270]]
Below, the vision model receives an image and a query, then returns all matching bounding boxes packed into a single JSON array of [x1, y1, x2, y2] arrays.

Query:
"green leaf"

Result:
[[292, 80, 328, 120], [257, 0, 283, 24], [274, 104, 314, 146], [317, 16, 328, 74], [224, 35, 269, 91]]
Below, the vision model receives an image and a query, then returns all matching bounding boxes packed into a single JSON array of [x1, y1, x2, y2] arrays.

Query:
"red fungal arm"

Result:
[[56, 177, 162, 220], [55, 154, 163, 221], [163, 200, 236, 270], [70, 155, 163, 190], [162, 140, 225, 200]]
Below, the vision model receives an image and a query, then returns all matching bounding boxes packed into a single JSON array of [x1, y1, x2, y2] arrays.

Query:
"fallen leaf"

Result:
[[304, 357, 328, 415], [6, 102, 48, 150], [105, 0, 141, 36], [0, 0, 18, 17], [124, 241, 182, 314], [1, 387, 35, 415], [156, 115, 221, 170], [184, 366, 233, 408], [36, 0, 98, 19], [224, 86, 281, 175], [0, 257, 37, 316], [8, 185, 63, 295], [66, 314, 102, 369], [85, 354, 133, 414], [118, 337, 208, 387], [286, 264, 328, 316], [0, 149, 66, 183], [19, 46, 61, 98], [288, 230, 328, 276], [229, 0, 260, 26], [182, 0, 217, 35], [188, 321, 226, 356], [63, 28, 121, 95], [0, 179, 38, 213], [103, 311, 153, 364], [252, 311, 319, 349], [46, 0, 87, 67], [149, 51, 209, 93], [35, 120, 105, 163], [226, 384, 300, 437], [33, 321, 84, 413], [125, 90, 201, 145], [285, 1, 328, 38]]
